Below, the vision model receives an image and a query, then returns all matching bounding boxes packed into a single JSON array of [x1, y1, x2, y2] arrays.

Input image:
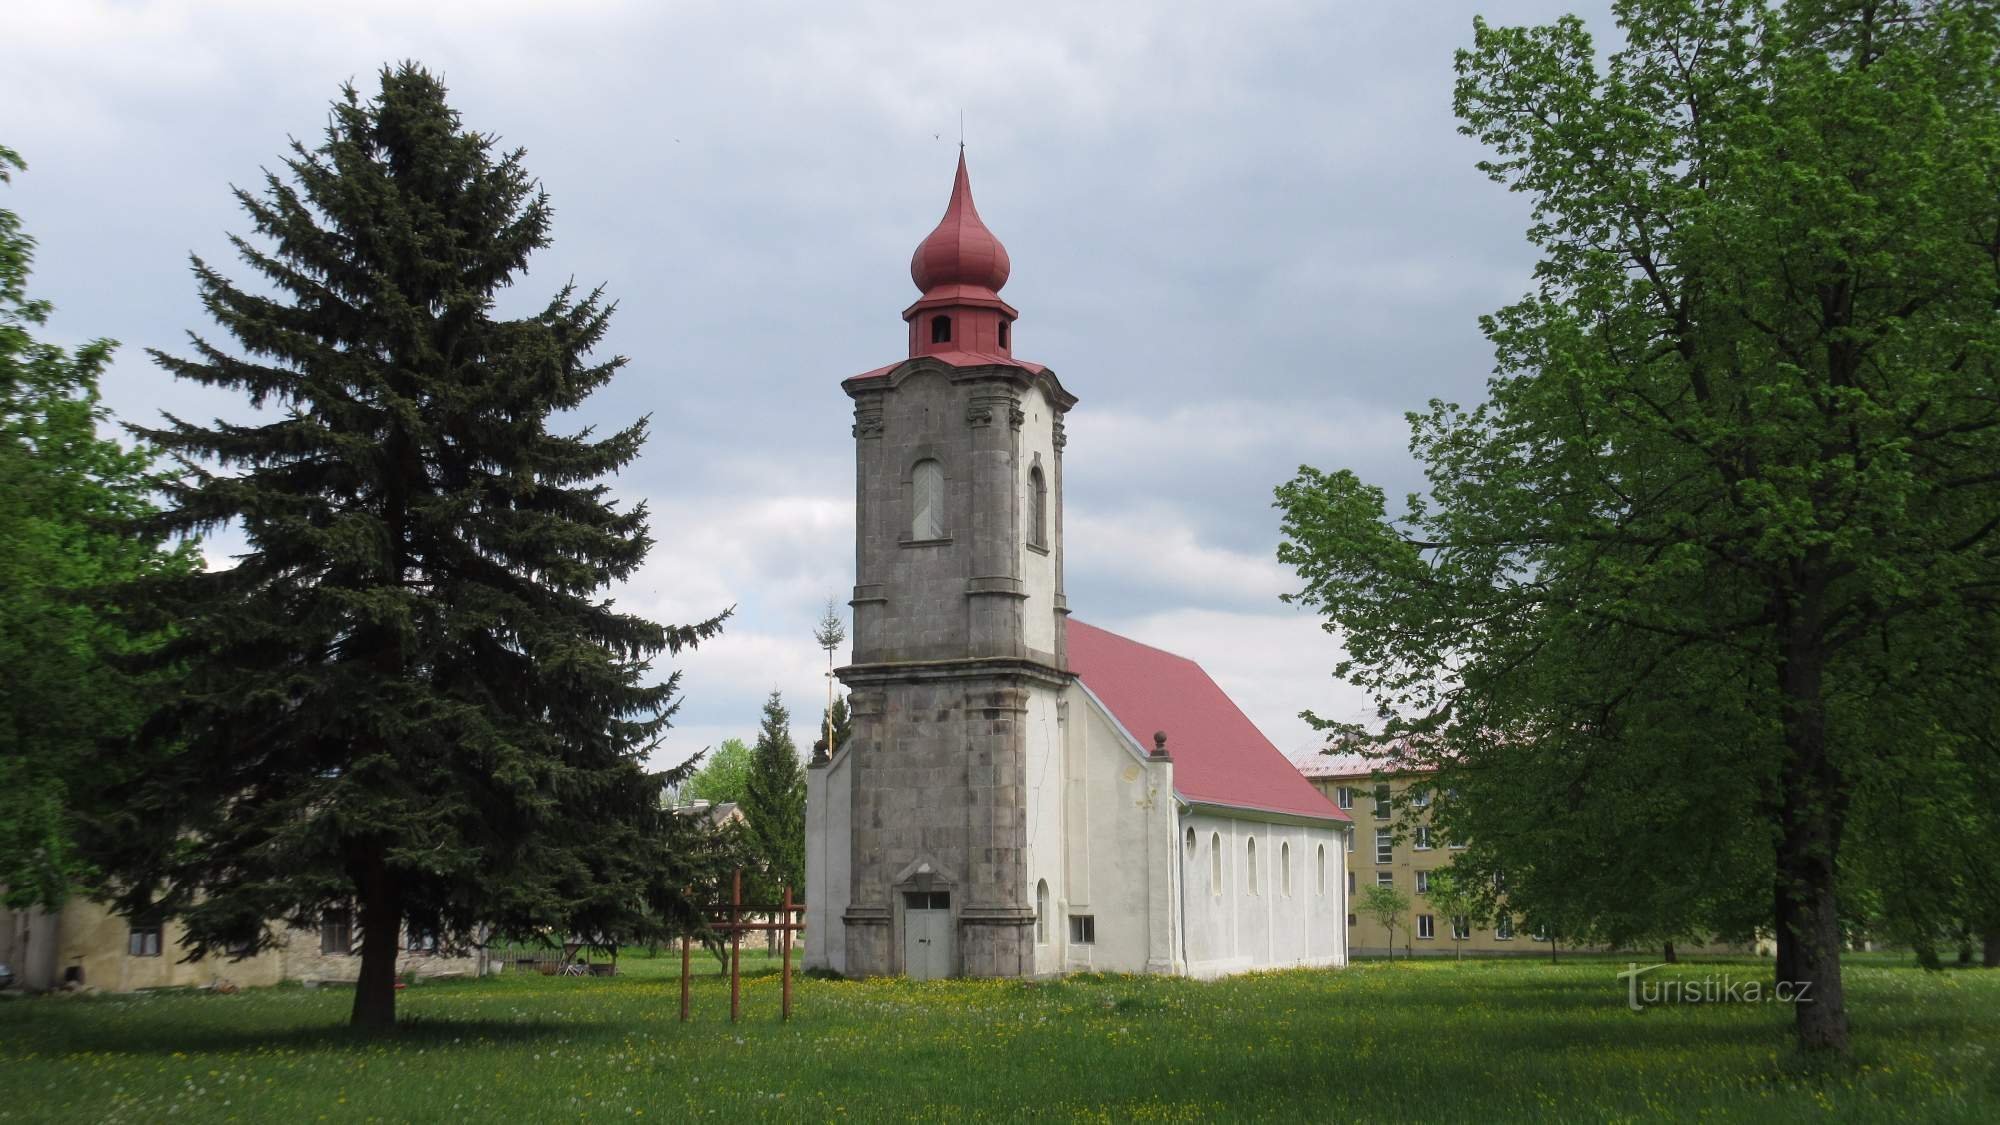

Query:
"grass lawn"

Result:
[[2, 952, 1995, 1122]]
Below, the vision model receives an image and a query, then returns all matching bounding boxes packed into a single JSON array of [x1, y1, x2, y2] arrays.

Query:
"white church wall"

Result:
[[1178, 810, 1347, 979], [1023, 684, 1067, 976], [1017, 384, 1059, 660], [803, 746, 853, 974]]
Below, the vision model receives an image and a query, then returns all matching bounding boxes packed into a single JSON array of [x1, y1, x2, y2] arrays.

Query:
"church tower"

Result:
[[831, 152, 1076, 978]]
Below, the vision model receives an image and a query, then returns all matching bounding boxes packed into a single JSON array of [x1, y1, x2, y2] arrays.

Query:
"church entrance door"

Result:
[[902, 891, 953, 980]]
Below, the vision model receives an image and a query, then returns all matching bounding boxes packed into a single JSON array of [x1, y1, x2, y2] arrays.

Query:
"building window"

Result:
[[1246, 837, 1259, 896], [1210, 832, 1222, 896], [930, 314, 952, 344], [1377, 872, 1394, 889], [1533, 921, 1551, 942], [1349, 871, 1356, 895], [1414, 826, 1433, 851], [1375, 828, 1393, 864], [1411, 788, 1431, 808], [1418, 914, 1436, 940], [1415, 870, 1431, 895], [1184, 826, 1196, 858], [1281, 842, 1292, 897], [997, 318, 1011, 349], [911, 459, 945, 540], [1346, 830, 1354, 853], [321, 908, 352, 955], [127, 915, 163, 958], [1335, 786, 1353, 810], [1069, 914, 1095, 944], [1347, 914, 1357, 927], [1317, 845, 1327, 896], [1027, 466, 1048, 549], [1374, 783, 1391, 819], [1450, 837, 1467, 850], [1452, 915, 1471, 941], [1495, 915, 1515, 941], [407, 927, 438, 953], [1494, 870, 1507, 893], [1036, 880, 1050, 944]]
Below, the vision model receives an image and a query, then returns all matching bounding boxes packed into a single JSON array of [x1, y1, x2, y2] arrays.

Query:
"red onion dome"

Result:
[[910, 150, 1011, 295]]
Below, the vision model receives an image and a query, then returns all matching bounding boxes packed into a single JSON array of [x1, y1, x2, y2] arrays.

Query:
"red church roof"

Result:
[[1066, 620, 1349, 823], [910, 150, 1012, 297]]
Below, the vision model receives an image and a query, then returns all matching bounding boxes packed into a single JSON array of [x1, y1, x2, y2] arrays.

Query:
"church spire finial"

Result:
[[909, 150, 1010, 297]]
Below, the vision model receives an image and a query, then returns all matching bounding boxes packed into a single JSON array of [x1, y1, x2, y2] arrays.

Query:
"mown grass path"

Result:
[[1, 954, 1994, 1121]]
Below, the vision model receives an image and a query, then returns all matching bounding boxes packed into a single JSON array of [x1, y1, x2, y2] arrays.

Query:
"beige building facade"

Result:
[[1, 896, 482, 993]]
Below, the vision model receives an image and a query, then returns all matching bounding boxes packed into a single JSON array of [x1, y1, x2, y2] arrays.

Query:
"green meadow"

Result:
[[1, 953, 1994, 1122]]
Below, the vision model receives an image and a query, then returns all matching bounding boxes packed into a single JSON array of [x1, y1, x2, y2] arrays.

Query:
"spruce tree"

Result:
[[742, 691, 805, 903], [99, 65, 725, 1030]]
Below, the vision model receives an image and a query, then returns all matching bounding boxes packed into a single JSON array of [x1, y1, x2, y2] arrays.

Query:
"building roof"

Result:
[[910, 149, 1011, 297], [846, 351, 1048, 386], [1291, 746, 1434, 781], [1066, 619, 1350, 823]]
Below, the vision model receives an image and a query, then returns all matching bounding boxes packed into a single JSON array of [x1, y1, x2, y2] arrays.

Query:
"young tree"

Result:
[[99, 66, 726, 1030], [1358, 884, 1412, 960], [1276, 3, 2000, 1055], [812, 598, 846, 762], [742, 691, 805, 904], [1425, 870, 1478, 962], [680, 737, 754, 806], [0, 146, 195, 909]]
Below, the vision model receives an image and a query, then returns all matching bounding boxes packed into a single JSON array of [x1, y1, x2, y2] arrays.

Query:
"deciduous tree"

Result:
[[1277, 1, 2000, 1054]]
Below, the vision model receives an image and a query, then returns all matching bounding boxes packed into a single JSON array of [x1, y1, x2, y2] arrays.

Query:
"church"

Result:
[[803, 154, 1351, 980]]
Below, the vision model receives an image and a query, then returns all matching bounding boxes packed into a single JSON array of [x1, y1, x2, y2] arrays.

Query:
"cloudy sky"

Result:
[[7, 0, 1616, 768]]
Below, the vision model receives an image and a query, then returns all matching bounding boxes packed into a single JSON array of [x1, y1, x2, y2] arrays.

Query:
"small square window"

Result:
[[1377, 871, 1394, 888], [1068, 914, 1095, 945], [1414, 826, 1433, 851], [1347, 914, 1357, 927], [128, 916, 163, 958], [1335, 786, 1353, 810]]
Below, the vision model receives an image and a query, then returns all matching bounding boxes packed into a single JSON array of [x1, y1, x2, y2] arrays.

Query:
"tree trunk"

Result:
[[1773, 880, 1799, 987], [1774, 616, 1850, 1056], [1984, 929, 1999, 969], [351, 850, 402, 1031], [1664, 940, 1678, 965]]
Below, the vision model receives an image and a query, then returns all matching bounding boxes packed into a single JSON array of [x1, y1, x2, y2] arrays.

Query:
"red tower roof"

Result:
[[909, 150, 1011, 297]]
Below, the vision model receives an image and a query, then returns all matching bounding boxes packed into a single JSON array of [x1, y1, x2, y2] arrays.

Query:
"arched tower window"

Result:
[[1184, 826, 1196, 858], [1281, 841, 1292, 897], [1027, 466, 1048, 549], [1036, 879, 1050, 943], [930, 315, 952, 344], [911, 459, 945, 540], [1210, 832, 1222, 896], [1246, 837, 1259, 896], [997, 318, 1011, 349], [1317, 844, 1327, 895]]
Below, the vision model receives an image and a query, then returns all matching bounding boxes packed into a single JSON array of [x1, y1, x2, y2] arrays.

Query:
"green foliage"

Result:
[[1358, 883, 1412, 957], [742, 691, 805, 902], [0, 145, 195, 909], [94, 67, 727, 1028], [680, 737, 754, 806], [1277, 1, 2000, 1054], [16, 957, 1994, 1117], [813, 694, 851, 761], [1425, 869, 1479, 961]]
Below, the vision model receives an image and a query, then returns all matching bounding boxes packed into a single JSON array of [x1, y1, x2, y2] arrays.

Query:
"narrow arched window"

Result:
[[1210, 832, 1222, 896], [930, 315, 952, 344], [1027, 466, 1048, 549], [1247, 837, 1259, 896], [911, 459, 945, 540], [1317, 845, 1327, 896], [1281, 841, 1292, 897], [998, 318, 1011, 349], [1036, 879, 1050, 943]]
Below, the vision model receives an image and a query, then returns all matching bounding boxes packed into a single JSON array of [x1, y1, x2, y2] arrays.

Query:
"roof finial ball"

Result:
[[1153, 731, 1171, 759]]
